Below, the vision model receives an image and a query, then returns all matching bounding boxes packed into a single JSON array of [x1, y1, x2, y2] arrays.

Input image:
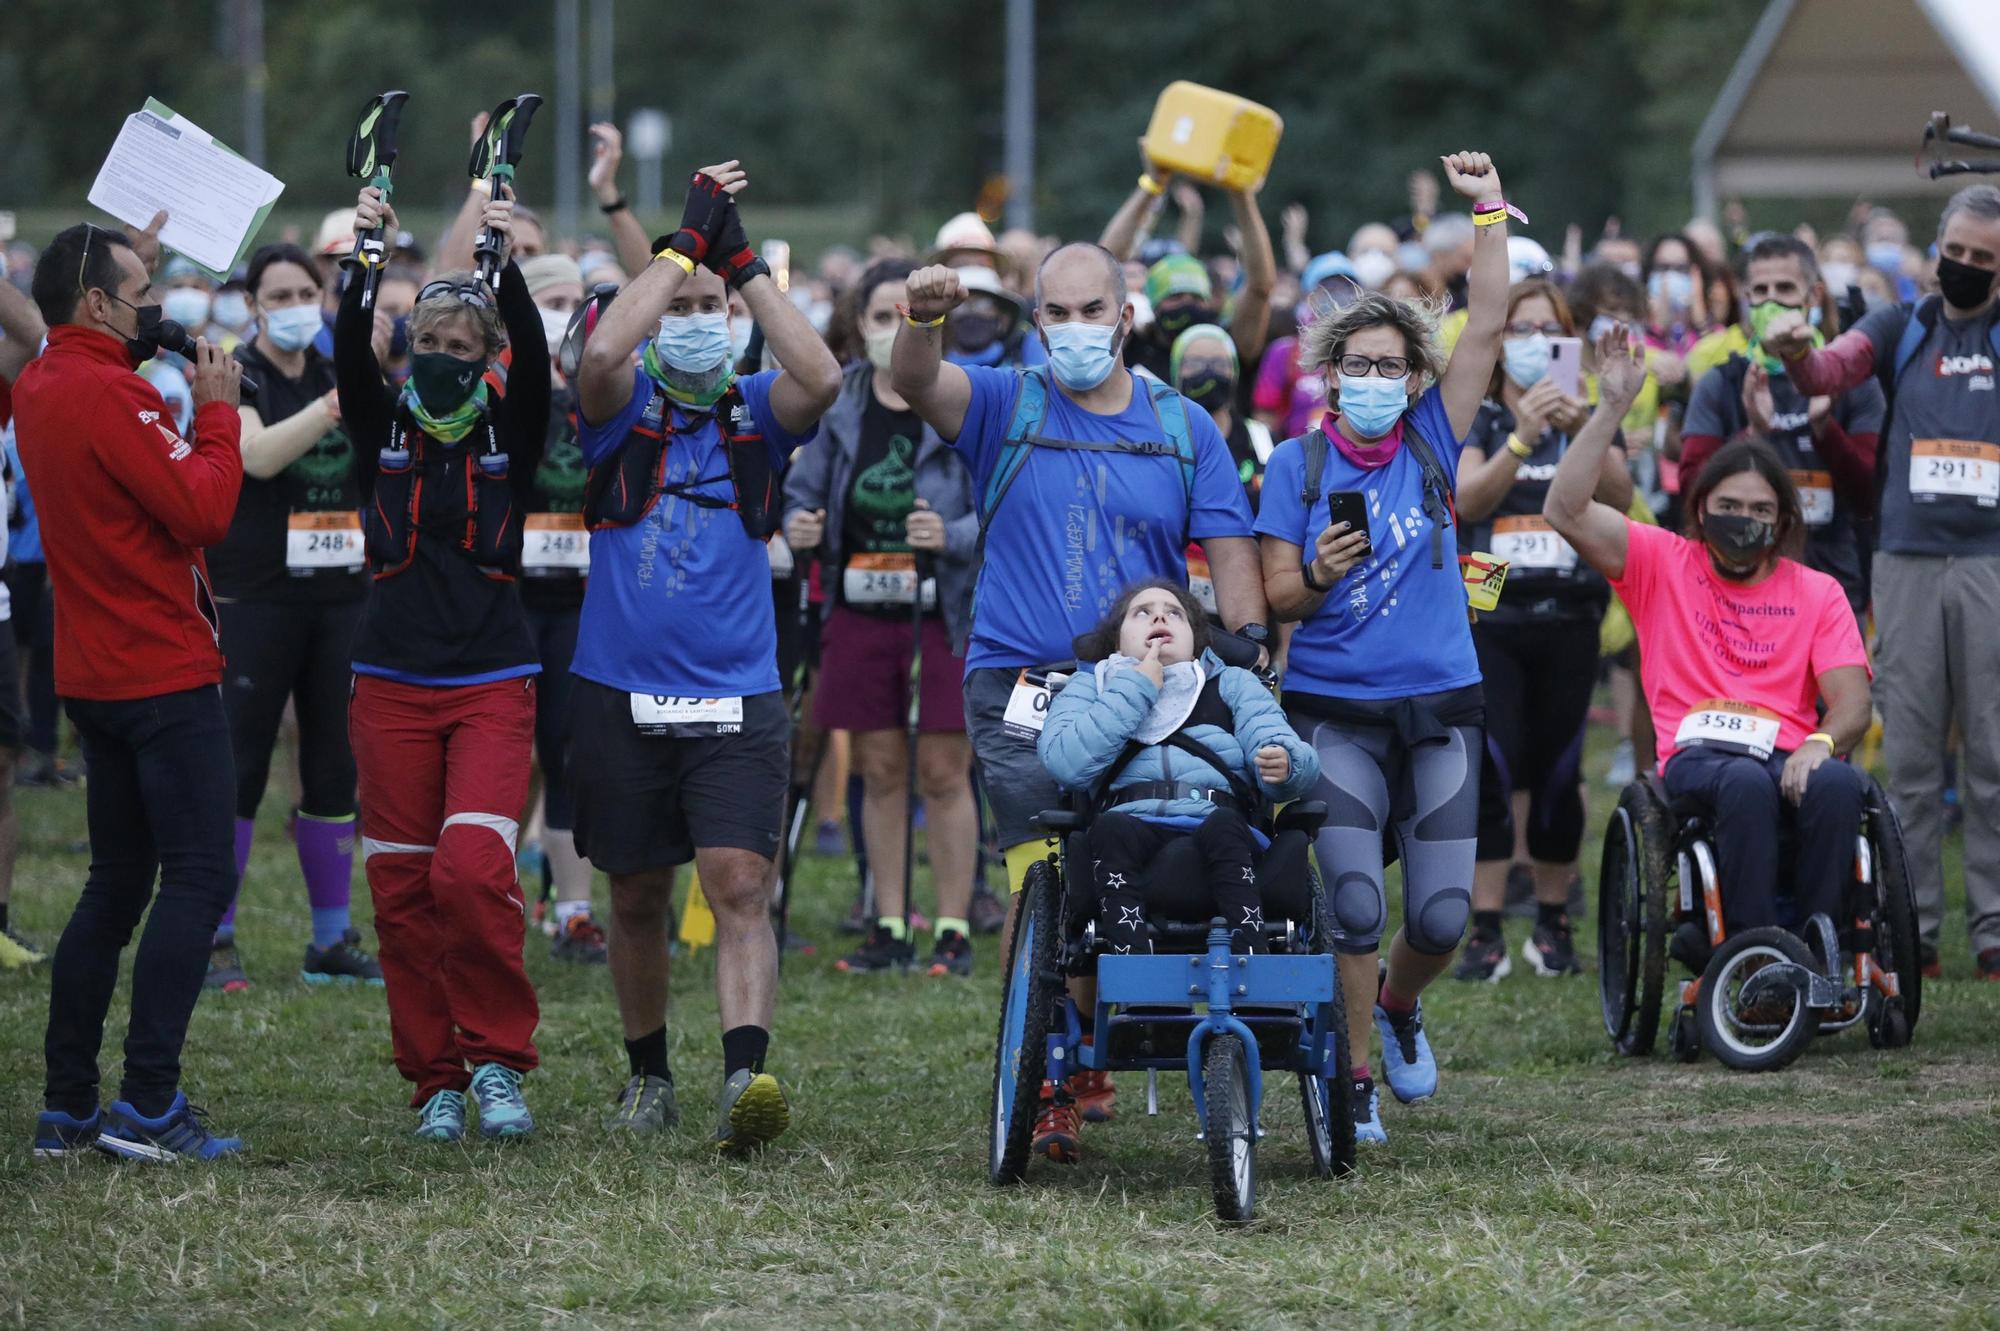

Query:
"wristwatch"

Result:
[[1300, 561, 1329, 593], [1233, 622, 1272, 651]]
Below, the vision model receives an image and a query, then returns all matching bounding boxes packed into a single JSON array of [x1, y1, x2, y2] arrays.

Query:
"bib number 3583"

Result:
[[629, 694, 743, 738], [1675, 699, 1781, 761]]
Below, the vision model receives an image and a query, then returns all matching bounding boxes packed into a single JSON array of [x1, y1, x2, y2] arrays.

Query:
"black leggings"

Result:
[[218, 598, 361, 821], [523, 604, 581, 831], [6, 560, 58, 755], [1086, 807, 1263, 953], [1472, 617, 1598, 863]]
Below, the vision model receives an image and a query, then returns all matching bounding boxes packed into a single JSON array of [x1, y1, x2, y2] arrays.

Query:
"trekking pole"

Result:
[[468, 93, 544, 288], [773, 569, 822, 971], [343, 90, 409, 312], [901, 548, 933, 963]]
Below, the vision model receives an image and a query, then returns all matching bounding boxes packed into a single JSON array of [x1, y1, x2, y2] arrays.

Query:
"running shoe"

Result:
[[1350, 1075, 1387, 1145], [1524, 918, 1583, 977], [715, 1068, 790, 1154], [413, 1090, 466, 1143], [0, 926, 45, 969], [1031, 1080, 1082, 1164], [549, 912, 610, 964], [1453, 928, 1511, 982], [834, 926, 915, 973], [1068, 1067, 1116, 1123], [33, 1107, 102, 1159], [928, 929, 974, 977], [1374, 1000, 1438, 1104], [468, 1063, 534, 1140], [1979, 947, 2000, 982], [302, 929, 385, 986], [968, 884, 1009, 935], [203, 942, 249, 993], [98, 1092, 243, 1162], [813, 818, 846, 856], [604, 1073, 677, 1135]]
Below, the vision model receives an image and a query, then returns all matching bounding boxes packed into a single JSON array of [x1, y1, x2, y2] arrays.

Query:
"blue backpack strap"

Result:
[[1402, 422, 1455, 571], [1889, 298, 1935, 388], [982, 366, 1049, 519], [1141, 374, 1198, 540]]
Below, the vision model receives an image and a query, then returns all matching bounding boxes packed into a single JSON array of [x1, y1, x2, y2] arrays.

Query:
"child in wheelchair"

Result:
[[1038, 580, 1319, 955]]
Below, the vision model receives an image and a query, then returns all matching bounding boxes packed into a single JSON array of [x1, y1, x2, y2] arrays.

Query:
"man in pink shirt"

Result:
[[1544, 328, 1873, 937]]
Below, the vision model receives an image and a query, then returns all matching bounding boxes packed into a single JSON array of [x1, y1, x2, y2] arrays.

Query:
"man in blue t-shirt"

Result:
[[573, 160, 840, 1152]]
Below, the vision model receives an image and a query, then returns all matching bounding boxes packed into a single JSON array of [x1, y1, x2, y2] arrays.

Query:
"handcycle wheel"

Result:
[[987, 858, 1061, 1185], [1696, 927, 1819, 1073], [1203, 1033, 1256, 1223], [1299, 869, 1356, 1179], [1599, 783, 1670, 1056], [1865, 788, 1922, 1041]]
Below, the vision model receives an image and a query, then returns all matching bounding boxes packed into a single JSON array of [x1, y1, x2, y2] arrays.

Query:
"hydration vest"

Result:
[[362, 403, 521, 581], [582, 381, 778, 539]]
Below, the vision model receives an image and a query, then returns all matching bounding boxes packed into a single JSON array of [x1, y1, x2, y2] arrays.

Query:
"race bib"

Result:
[[1185, 546, 1218, 615], [1489, 515, 1578, 573], [1791, 470, 1834, 527], [1909, 439, 2000, 506], [1674, 699, 1781, 761], [629, 693, 744, 738], [1002, 669, 1055, 740], [522, 513, 590, 574], [286, 511, 364, 573], [842, 552, 936, 608]]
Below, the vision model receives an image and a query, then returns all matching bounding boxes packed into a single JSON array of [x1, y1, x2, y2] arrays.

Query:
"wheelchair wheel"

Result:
[[1599, 782, 1670, 1056], [1696, 927, 1819, 1073], [1668, 1005, 1701, 1063], [988, 859, 1061, 1185], [1203, 1033, 1256, 1223], [1866, 790, 1922, 1039], [1301, 870, 1357, 1180]]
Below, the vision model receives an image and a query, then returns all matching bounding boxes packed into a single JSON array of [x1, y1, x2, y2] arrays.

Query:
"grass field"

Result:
[[2, 726, 1997, 1331]]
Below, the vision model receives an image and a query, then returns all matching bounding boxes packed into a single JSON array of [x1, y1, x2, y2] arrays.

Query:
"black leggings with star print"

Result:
[[1087, 807, 1263, 954]]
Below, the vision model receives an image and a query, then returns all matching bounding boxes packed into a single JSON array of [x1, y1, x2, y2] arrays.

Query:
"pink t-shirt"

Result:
[[1251, 336, 1327, 440], [1610, 520, 1869, 771]]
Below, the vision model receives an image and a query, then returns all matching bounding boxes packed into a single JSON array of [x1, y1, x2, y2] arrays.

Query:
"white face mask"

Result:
[[863, 323, 898, 374], [163, 287, 212, 330], [730, 314, 756, 363], [538, 305, 572, 355]]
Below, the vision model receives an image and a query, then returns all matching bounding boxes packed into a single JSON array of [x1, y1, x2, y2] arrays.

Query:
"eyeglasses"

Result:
[[417, 279, 495, 311], [1504, 321, 1566, 338], [1336, 353, 1410, 380]]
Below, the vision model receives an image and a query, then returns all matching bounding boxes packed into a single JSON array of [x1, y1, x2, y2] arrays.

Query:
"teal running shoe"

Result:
[[469, 1064, 534, 1140]]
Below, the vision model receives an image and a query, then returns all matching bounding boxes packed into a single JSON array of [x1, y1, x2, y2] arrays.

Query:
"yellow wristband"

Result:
[[897, 302, 946, 328], [655, 248, 696, 275], [1506, 433, 1533, 459], [1804, 731, 1836, 751], [1138, 173, 1164, 197], [1472, 210, 1507, 228]]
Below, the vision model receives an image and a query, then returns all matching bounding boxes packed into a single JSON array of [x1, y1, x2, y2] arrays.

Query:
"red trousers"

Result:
[[350, 674, 540, 1104]]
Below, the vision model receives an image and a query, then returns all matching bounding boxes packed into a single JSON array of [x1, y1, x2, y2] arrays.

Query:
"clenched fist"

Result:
[[903, 265, 968, 324]]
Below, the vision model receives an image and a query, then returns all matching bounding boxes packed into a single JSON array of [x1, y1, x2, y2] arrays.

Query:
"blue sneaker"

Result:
[[98, 1092, 243, 1162], [1350, 1076, 1387, 1145], [469, 1063, 533, 1139], [33, 1107, 103, 1159], [1374, 1000, 1438, 1104], [414, 1089, 467, 1142]]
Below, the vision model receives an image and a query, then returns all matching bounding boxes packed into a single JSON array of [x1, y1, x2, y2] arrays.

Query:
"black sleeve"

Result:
[[334, 272, 397, 500], [492, 261, 552, 498]]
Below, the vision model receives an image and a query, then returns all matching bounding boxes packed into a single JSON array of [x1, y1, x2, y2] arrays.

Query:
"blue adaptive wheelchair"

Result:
[[986, 634, 1353, 1223], [1597, 769, 1921, 1073]]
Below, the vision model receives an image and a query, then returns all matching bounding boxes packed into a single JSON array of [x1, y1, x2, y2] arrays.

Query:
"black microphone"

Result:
[[154, 320, 259, 401]]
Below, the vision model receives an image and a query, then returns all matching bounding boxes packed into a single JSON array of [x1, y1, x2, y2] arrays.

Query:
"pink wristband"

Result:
[[1473, 198, 1530, 227]]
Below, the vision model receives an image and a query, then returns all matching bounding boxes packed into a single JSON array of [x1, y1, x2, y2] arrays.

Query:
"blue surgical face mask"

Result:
[[1648, 269, 1693, 313], [1866, 241, 1904, 273], [1335, 373, 1410, 439], [655, 311, 732, 374], [1502, 333, 1550, 388], [263, 304, 323, 353], [1397, 240, 1429, 274], [1587, 313, 1621, 344], [162, 287, 211, 330], [1042, 320, 1121, 391], [209, 290, 251, 332]]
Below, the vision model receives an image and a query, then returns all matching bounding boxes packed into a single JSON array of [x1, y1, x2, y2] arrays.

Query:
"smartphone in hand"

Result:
[[1549, 335, 1583, 399], [1327, 490, 1372, 559]]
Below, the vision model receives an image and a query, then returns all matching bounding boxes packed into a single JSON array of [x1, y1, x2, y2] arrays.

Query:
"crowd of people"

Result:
[[3, 110, 1996, 1165]]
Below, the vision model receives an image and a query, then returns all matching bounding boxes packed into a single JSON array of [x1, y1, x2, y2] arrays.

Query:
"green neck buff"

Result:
[[401, 380, 490, 444], [642, 339, 735, 410], [1747, 301, 1825, 375]]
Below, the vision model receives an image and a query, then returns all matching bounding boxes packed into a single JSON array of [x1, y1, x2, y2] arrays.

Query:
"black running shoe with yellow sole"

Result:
[[715, 1069, 790, 1155]]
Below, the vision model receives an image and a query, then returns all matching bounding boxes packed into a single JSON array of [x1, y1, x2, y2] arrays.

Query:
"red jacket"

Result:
[[13, 326, 243, 700]]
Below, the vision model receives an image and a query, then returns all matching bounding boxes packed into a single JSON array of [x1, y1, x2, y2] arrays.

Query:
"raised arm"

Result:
[[588, 122, 654, 280], [1544, 325, 1647, 580], [1227, 186, 1276, 368], [889, 265, 974, 442], [492, 257, 552, 479], [334, 186, 402, 486], [0, 273, 46, 383], [1101, 163, 1170, 262], [1761, 309, 1878, 398], [1434, 152, 1512, 439]]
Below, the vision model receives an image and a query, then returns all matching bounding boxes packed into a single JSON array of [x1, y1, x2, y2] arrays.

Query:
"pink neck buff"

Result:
[[1324, 410, 1404, 470]]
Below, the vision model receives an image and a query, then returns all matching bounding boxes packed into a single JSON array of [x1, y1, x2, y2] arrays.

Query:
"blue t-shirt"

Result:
[[953, 365, 1255, 670], [1254, 386, 1480, 700], [4, 436, 40, 564], [573, 367, 812, 697]]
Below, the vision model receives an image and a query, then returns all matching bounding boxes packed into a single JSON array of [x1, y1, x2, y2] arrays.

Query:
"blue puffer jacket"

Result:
[[1039, 648, 1320, 822]]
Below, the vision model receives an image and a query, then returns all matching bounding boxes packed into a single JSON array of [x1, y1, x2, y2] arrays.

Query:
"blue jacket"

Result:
[[1039, 648, 1320, 821]]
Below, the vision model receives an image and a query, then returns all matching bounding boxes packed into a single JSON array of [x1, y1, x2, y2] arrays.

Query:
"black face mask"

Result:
[[1156, 302, 1218, 339], [408, 351, 485, 416], [1177, 369, 1235, 408], [949, 311, 1002, 354], [1937, 254, 1998, 310], [111, 295, 165, 367], [1702, 512, 1776, 579]]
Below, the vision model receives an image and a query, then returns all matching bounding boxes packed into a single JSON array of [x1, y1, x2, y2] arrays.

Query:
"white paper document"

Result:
[[87, 103, 285, 274]]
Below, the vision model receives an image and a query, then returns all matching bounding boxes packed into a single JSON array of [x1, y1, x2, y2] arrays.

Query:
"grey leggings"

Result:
[[1292, 712, 1481, 956]]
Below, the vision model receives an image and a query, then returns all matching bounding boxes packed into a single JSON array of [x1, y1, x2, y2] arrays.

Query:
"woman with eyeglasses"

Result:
[[1450, 279, 1632, 983], [1255, 152, 1511, 1147], [332, 181, 551, 1145], [201, 242, 380, 995]]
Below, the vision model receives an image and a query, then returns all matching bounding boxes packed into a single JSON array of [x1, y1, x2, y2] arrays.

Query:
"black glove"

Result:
[[659, 170, 733, 262], [708, 197, 767, 289]]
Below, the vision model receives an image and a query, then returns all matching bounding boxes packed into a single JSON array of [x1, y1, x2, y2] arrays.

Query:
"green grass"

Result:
[[2, 728, 1998, 1330]]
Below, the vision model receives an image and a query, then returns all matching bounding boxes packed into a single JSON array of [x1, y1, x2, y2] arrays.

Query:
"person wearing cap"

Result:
[[940, 264, 1043, 371]]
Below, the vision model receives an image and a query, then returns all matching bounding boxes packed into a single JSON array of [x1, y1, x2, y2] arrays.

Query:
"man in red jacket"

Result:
[[15, 219, 249, 1161]]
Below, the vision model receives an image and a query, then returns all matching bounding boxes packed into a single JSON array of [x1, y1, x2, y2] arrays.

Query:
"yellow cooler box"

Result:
[[1141, 81, 1284, 192]]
